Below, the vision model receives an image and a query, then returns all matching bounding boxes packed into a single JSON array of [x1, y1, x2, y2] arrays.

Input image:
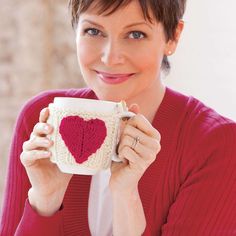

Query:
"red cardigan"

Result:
[[1, 87, 236, 236]]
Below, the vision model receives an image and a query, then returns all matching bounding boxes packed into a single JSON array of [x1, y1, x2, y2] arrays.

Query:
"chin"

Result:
[[94, 90, 127, 102], [98, 94, 126, 103]]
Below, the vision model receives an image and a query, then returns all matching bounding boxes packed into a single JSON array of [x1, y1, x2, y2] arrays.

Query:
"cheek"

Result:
[[76, 39, 99, 68], [131, 46, 163, 73]]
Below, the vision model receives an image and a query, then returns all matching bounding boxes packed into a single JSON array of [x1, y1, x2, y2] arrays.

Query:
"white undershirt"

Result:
[[88, 168, 113, 236]]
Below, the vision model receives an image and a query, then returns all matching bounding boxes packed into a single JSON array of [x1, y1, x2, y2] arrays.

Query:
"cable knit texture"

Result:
[[0, 87, 236, 236]]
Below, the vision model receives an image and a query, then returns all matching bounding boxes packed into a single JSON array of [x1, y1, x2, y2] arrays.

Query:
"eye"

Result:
[[129, 31, 146, 40], [83, 28, 102, 37]]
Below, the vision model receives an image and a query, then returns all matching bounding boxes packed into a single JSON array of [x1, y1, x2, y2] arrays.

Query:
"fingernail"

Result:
[[41, 109, 47, 115], [43, 140, 50, 145], [44, 125, 50, 131], [43, 151, 50, 156]]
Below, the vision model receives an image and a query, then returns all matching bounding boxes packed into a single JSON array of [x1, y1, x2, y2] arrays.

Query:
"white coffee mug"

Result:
[[47, 97, 134, 175]]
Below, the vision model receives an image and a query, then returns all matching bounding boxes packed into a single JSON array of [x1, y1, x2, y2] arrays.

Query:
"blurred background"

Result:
[[0, 0, 236, 214]]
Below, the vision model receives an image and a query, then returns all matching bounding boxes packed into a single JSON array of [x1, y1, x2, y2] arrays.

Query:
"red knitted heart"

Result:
[[59, 116, 107, 164]]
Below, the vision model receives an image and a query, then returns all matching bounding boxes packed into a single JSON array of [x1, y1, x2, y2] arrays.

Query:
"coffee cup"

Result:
[[47, 97, 134, 175]]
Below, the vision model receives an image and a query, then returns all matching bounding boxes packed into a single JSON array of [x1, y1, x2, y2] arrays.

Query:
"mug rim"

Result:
[[53, 97, 126, 114]]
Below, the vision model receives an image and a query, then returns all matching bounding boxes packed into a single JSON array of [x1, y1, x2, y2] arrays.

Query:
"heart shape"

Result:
[[59, 116, 107, 164]]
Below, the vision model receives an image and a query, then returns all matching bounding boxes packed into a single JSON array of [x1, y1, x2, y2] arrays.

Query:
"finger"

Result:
[[23, 137, 53, 151], [118, 135, 159, 163], [128, 103, 140, 114], [121, 124, 159, 148], [20, 150, 51, 167], [116, 153, 128, 164], [119, 146, 148, 173], [127, 114, 160, 139], [39, 108, 49, 123], [32, 122, 53, 137]]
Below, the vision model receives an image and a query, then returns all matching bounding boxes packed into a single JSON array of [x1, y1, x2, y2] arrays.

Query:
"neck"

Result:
[[126, 78, 166, 123]]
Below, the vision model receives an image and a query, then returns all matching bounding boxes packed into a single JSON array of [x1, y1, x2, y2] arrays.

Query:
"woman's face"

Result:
[[76, 0, 170, 102]]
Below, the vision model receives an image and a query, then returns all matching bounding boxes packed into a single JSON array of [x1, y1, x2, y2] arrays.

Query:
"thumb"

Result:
[[128, 103, 140, 114]]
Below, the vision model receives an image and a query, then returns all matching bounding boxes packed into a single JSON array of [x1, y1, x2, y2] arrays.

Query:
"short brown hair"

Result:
[[68, 0, 187, 73]]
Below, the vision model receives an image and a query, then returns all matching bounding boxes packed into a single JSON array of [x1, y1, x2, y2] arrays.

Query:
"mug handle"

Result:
[[112, 111, 136, 162]]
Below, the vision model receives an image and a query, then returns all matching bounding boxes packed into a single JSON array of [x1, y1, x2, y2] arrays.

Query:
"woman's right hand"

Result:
[[20, 108, 73, 216]]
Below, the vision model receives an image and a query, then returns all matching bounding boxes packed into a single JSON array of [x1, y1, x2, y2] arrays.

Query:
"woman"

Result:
[[1, 0, 236, 235]]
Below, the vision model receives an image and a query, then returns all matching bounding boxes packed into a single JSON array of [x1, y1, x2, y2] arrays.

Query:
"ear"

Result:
[[164, 20, 184, 56]]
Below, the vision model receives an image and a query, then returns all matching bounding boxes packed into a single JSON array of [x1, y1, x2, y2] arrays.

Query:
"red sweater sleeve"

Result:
[[14, 199, 63, 236], [161, 123, 236, 235], [0, 93, 64, 236]]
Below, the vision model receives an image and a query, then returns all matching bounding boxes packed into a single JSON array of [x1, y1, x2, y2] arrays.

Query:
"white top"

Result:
[[88, 168, 113, 236]]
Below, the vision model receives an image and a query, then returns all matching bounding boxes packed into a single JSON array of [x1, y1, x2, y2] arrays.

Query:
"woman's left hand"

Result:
[[110, 104, 161, 194]]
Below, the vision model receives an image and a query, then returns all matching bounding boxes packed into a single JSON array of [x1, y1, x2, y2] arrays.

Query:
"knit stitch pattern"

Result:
[[59, 116, 107, 164], [47, 104, 120, 171]]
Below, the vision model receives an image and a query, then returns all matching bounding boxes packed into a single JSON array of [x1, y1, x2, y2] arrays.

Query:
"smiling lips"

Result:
[[95, 70, 135, 85]]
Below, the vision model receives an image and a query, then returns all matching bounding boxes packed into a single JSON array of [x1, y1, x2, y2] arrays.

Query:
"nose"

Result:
[[100, 39, 125, 66]]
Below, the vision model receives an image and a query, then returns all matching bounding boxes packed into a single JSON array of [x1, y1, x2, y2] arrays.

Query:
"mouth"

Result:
[[95, 70, 135, 85]]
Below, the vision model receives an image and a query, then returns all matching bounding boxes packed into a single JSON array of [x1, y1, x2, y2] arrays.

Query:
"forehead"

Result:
[[80, 0, 155, 24]]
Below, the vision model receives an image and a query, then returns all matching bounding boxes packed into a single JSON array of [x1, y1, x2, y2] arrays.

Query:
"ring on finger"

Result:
[[131, 136, 140, 151]]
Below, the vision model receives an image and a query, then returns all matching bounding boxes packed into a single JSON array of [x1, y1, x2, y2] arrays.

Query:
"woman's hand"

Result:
[[20, 108, 72, 216], [110, 104, 161, 194], [110, 104, 161, 235]]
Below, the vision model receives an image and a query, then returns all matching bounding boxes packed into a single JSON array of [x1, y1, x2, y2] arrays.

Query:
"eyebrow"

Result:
[[81, 19, 153, 30]]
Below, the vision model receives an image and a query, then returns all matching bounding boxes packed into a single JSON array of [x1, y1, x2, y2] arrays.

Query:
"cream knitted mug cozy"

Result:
[[47, 97, 134, 175]]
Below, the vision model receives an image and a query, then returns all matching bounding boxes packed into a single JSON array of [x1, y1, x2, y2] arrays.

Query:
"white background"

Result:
[[165, 0, 236, 120]]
